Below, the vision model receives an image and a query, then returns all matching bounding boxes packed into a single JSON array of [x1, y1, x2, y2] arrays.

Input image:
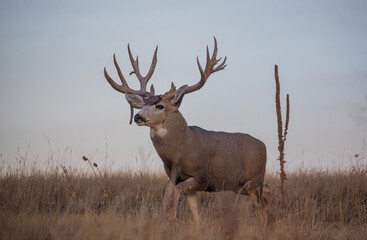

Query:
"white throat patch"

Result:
[[150, 127, 168, 138]]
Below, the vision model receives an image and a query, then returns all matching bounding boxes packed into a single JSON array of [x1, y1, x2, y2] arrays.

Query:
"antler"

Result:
[[104, 45, 158, 124], [161, 83, 176, 102], [185, 37, 227, 94], [104, 45, 157, 98], [128, 45, 157, 95]]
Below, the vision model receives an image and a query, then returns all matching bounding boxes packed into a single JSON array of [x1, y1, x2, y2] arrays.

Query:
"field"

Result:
[[1, 161, 367, 240]]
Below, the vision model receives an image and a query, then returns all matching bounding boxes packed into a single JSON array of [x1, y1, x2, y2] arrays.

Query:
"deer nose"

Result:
[[134, 114, 144, 123]]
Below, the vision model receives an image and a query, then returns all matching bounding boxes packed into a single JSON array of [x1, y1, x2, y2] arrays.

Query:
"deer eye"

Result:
[[156, 105, 164, 110]]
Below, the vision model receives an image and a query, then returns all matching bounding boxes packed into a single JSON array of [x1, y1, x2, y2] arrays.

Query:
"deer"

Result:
[[104, 38, 269, 223]]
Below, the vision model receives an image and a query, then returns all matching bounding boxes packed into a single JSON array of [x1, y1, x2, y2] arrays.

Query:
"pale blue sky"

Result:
[[1, 0, 366, 172]]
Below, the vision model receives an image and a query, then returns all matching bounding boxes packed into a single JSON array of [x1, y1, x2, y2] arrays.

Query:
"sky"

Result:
[[0, 0, 366, 173]]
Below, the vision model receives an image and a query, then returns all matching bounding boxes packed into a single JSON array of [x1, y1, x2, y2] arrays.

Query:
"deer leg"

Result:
[[261, 184, 275, 226], [186, 192, 199, 222], [170, 177, 205, 221], [243, 181, 269, 225], [162, 180, 175, 211], [162, 164, 179, 212]]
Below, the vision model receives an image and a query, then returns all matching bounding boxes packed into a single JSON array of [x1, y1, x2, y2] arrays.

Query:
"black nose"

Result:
[[134, 114, 143, 123]]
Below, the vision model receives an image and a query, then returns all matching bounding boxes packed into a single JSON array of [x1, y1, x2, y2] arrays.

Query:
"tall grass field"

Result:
[[1, 160, 366, 240]]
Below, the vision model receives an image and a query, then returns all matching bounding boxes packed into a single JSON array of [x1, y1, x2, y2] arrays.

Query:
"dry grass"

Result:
[[0, 165, 367, 240]]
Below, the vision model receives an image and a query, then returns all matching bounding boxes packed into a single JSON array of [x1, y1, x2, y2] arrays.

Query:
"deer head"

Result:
[[104, 37, 227, 128]]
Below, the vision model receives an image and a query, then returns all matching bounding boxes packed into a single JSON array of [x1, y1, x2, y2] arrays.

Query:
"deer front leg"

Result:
[[162, 164, 178, 211], [162, 180, 175, 211], [170, 177, 205, 222]]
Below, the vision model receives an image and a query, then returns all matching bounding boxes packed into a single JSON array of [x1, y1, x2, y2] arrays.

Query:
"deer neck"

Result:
[[150, 110, 188, 144], [150, 111, 188, 164]]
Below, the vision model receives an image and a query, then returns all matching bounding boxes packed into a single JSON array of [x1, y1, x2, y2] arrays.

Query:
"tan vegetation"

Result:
[[1, 163, 366, 240]]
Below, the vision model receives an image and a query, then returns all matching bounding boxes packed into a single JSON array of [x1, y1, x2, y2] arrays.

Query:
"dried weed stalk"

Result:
[[83, 156, 109, 201], [82, 156, 98, 178], [60, 164, 78, 206], [60, 165, 76, 194], [274, 65, 290, 211]]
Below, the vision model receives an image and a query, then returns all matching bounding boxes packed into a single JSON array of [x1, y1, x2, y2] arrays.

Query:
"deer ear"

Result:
[[125, 93, 146, 109], [171, 85, 189, 109]]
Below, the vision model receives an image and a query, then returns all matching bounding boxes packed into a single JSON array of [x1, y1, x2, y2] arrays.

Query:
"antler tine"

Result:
[[161, 82, 176, 101], [147, 46, 158, 82], [185, 37, 227, 94], [104, 67, 126, 93], [150, 84, 155, 95], [197, 56, 205, 77], [113, 53, 129, 87], [206, 45, 211, 73], [104, 66, 146, 96], [211, 37, 218, 63], [213, 56, 227, 73], [128, 44, 158, 95]]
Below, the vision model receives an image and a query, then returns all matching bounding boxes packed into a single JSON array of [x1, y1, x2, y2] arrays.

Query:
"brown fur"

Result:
[[136, 100, 267, 222]]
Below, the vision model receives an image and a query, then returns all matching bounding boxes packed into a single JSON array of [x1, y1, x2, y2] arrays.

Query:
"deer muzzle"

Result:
[[134, 114, 146, 125]]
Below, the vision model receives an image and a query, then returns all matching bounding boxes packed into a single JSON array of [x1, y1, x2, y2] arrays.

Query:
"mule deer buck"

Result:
[[104, 38, 269, 222]]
